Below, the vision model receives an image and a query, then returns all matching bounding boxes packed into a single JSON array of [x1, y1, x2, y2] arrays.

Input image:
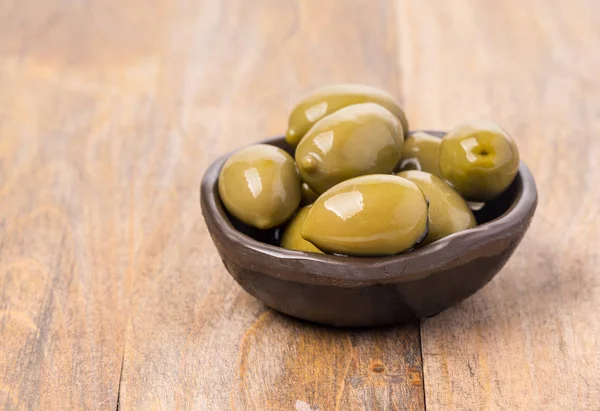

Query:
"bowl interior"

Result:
[[218, 132, 521, 249]]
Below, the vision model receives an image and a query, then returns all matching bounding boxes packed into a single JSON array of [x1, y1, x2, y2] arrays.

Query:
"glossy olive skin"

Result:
[[300, 182, 319, 205], [301, 174, 428, 256], [296, 103, 403, 194], [439, 121, 520, 201], [281, 206, 323, 253], [218, 144, 301, 229], [397, 170, 476, 244], [286, 84, 409, 147], [397, 131, 442, 177]]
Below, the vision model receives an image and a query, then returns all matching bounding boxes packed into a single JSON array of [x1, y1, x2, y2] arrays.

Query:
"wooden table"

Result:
[[1, 1, 599, 410]]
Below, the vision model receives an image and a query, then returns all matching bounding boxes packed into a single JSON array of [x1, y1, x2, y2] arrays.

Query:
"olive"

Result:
[[301, 174, 428, 256], [218, 144, 301, 229], [397, 170, 476, 244], [397, 131, 442, 177], [281, 206, 323, 253], [301, 182, 319, 205], [439, 121, 520, 201], [296, 103, 403, 194], [286, 84, 409, 147]]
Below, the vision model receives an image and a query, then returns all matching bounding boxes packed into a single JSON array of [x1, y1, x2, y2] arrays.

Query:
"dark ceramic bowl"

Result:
[[200, 133, 537, 327]]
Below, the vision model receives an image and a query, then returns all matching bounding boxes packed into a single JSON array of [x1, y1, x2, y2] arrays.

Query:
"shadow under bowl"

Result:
[[200, 133, 538, 327]]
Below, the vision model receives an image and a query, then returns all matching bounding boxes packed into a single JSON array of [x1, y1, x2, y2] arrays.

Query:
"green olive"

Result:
[[397, 131, 442, 177], [218, 144, 301, 229], [296, 103, 403, 194], [439, 121, 520, 201], [301, 182, 319, 205], [281, 206, 323, 253], [301, 174, 428, 256], [397, 170, 477, 244], [286, 84, 409, 147]]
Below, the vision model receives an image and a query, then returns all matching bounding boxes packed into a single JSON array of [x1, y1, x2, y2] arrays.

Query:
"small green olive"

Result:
[[296, 103, 403, 194], [397, 131, 442, 177], [281, 206, 323, 253], [439, 120, 520, 201], [397, 170, 477, 244], [286, 84, 409, 147], [301, 182, 319, 205], [301, 174, 428, 256], [218, 144, 301, 229]]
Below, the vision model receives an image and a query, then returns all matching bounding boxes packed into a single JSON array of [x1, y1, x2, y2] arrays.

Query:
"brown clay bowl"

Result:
[[200, 133, 537, 327]]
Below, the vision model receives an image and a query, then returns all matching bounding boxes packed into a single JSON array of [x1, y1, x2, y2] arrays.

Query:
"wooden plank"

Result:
[[117, 0, 424, 410], [0, 0, 160, 408], [396, 0, 600, 409]]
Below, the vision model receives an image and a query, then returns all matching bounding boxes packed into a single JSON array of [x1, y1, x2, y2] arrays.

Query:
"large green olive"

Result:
[[218, 144, 301, 229], [296, 103, 403, 194], [281, 206, 323, 253], [286, 84, 409, 147], [397, 170, 476, 244], [439, 121, 520, 201], [397, 131, 442, 177], [301, 174, 428, 256], [300, 182, 319, 205]]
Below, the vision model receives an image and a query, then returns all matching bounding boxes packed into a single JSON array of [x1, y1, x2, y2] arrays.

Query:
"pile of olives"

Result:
[[218, 84, 520, 257]]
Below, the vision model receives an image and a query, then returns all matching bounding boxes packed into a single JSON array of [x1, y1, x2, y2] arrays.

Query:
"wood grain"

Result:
[[395, 0, 600, 410], [0, 0, 423, 410], [117, 1, 424, 409], [0, 1, 144, 408], [2, 0, 600, 410]]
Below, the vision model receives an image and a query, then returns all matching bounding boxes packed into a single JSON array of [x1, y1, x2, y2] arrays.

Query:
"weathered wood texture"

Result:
[[1, 0, 599, 410], [117, 1, 424, 410], [395, 1, 600, 410], [0, 1, 424, 410]]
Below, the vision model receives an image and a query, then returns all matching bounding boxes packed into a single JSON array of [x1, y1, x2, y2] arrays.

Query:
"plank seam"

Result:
[[115, 353, 125, 411], [419, 323, 427, 411], [390, 0, 428, 407]]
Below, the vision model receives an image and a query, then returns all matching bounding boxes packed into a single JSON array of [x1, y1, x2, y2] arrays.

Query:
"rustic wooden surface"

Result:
[[0, 0, 598, 410], [397, 1, 600, 410]]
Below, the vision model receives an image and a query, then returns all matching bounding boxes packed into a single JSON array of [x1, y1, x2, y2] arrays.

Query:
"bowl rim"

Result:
[[200, 134, 538, 285]]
